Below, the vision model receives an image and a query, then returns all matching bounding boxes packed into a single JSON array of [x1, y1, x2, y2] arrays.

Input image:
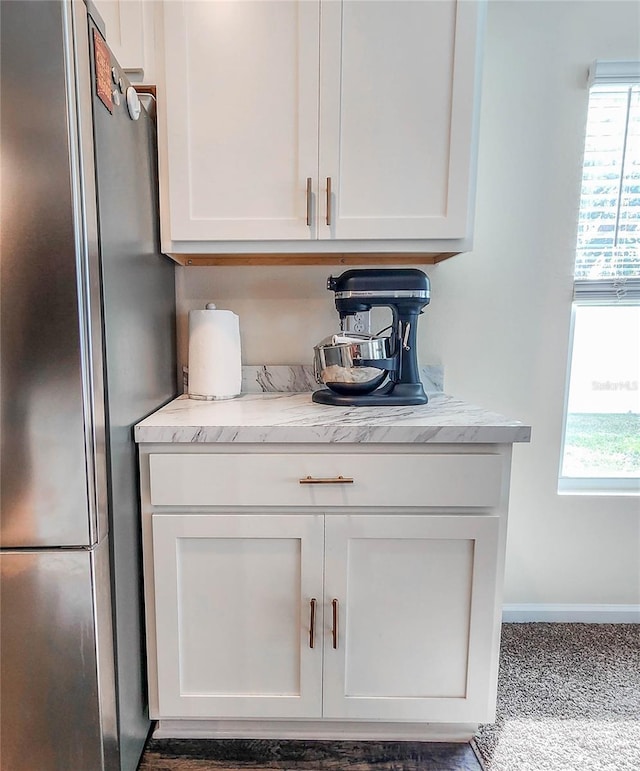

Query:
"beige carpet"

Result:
[[472, 623, 640, 771]]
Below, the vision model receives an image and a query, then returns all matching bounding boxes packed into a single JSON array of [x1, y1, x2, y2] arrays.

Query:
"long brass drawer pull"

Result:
[[309, 598, 317, 648], [306, 177, 312, 227], [299, 475, 354, 485], [332, 598, 339, 649]]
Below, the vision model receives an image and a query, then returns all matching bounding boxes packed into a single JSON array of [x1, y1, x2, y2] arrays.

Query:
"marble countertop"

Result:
[[135, 392, 531, 444]]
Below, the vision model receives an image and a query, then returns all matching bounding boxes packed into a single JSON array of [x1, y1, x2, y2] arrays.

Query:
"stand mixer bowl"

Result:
[[313, 333, 393, 395]]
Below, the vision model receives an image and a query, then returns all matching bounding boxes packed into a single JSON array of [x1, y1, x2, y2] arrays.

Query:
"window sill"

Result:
[[558, 477, 640, 496]]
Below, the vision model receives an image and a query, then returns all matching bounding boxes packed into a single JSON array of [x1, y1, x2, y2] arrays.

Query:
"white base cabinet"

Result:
[[152, 512, 499, 723], [139, 444, 512, 738]]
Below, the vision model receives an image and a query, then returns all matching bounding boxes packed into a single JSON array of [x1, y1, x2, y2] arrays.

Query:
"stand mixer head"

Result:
[[312, 268, 431, 406]]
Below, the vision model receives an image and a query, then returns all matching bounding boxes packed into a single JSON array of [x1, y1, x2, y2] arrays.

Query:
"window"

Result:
[[559, 61, 640, 494]]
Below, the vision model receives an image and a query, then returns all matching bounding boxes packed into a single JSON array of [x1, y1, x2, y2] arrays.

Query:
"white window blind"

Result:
[[574, 61, 640, 301]]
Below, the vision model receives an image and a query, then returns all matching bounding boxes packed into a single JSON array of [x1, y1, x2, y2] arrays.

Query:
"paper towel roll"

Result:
[[188, 304, 242, 400]]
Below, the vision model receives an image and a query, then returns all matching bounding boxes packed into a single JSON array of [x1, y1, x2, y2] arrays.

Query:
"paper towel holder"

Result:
[[187, 303, 242, 401]]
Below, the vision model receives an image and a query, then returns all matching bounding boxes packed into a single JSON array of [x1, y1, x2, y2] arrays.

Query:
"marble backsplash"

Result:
[[182, 365, 444, 396]]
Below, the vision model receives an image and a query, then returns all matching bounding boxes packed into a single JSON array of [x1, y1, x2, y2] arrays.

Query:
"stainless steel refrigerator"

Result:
[[0, 1, 176, 769]]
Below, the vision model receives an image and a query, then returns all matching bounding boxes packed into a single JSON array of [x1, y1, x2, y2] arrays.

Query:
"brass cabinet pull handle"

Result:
[[306, 177, 312, 227], [326, 176, 332, 226], [309, 598, 317, 648], [299, 475, 354, 485], [332, 598, 339, 649]]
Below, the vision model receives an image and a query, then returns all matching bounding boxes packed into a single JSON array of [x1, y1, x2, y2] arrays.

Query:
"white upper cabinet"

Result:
[[162, 0, 320, 242], [92, 0, 160, 82], [159, 0, 484, 256], [319, 0, 479, 241]]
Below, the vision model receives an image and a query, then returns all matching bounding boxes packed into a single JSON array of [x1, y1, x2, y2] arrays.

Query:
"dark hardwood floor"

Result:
[[137, 738, 483, 770]]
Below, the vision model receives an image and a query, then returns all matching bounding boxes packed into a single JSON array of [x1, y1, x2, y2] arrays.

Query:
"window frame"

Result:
[[559, 303, 640, 496], [558, 61, 640, 495]]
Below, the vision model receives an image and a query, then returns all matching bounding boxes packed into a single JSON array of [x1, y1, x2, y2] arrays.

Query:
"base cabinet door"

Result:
[[322, 514, 500, 722], [152, 513, 324, 718]]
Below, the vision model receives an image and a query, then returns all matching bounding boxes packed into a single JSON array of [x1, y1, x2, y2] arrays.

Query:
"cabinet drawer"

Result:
[[149, 453, 503, 508]]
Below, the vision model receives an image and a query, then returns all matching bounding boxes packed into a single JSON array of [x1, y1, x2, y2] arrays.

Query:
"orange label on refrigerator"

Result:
[[93, 29, 112, 113]]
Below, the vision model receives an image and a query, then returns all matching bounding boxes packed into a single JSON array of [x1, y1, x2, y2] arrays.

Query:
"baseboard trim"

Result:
[[502, 603, 640, 623]]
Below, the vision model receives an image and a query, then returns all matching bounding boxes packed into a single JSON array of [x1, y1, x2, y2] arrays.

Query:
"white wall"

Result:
[[176, 0, 640, 606], [425, 0, 640, 606], [176, 265, 339, 369]]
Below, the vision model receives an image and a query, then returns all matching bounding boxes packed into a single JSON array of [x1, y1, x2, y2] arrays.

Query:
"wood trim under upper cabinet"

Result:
[[166, 253, 456, 267], [133, 85, 157, 98]]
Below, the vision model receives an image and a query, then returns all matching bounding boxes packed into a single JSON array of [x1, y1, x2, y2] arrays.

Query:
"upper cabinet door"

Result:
[[92, 0, 158, 81], [163, 0, 320, 241], [319, 0, 481, 241]]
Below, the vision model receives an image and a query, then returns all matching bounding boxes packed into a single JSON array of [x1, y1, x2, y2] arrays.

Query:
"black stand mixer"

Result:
[[312, 268, 431, 406]]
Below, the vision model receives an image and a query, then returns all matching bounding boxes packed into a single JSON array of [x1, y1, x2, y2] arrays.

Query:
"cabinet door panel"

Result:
[[152, 514, 324, 718], [344, 537, 473, 698], [163, 0, 320, 240], [92, 0, 151, 78], [323, 514, 499, 722], [319, 0, 480, 240]]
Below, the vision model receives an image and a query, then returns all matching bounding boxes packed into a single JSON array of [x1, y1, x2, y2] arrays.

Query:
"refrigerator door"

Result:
[[0, 0, 105, 549], [0, 542, 118, 771], [85, 10, 177, 769]]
